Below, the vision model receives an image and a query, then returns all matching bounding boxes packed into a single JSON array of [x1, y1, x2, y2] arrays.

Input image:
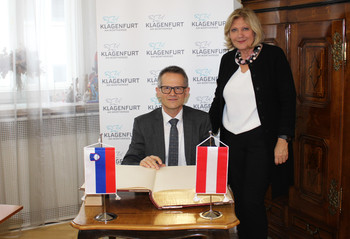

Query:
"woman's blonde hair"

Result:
[[224, 7, 264, 50]]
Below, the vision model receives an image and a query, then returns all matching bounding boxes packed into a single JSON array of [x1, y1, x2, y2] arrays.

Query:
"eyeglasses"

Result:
[[159, 86, 187, 94]]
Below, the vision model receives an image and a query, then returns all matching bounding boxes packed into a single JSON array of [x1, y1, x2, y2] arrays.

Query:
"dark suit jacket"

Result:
[[209, 43, 296, 197], [122, 105, 211, 165]]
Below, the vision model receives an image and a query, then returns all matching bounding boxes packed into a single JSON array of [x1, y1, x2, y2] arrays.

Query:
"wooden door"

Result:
[[289, 18, 345, 237]]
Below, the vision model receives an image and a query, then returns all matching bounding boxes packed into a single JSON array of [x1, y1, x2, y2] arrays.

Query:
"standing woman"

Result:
[[209, 7, 296, 239]]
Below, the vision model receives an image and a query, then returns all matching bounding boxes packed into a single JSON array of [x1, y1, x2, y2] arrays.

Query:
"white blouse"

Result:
[[222, 68, 261, 134]]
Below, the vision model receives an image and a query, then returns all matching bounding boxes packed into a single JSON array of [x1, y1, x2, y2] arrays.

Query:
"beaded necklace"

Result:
[[235, 44, 262, 65]]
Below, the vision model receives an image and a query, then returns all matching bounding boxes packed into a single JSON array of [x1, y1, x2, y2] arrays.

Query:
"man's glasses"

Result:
[[159, 86, 187, 94]]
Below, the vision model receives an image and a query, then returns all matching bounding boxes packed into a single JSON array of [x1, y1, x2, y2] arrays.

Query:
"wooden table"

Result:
[[0, 204, 23, 224], [71, 192, 239, 239]]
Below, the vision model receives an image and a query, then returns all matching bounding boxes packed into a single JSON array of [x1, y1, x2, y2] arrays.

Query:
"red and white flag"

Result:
[[196, 146, 228, 194]]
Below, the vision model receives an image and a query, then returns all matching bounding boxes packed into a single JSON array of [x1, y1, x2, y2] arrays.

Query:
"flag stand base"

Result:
[[95, 212, 117, 222], [200, 209, 222, 220], [199, 195, 222, 220], [94, 194, 117, 222]]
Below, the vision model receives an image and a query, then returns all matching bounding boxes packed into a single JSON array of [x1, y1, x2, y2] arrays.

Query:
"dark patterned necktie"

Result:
[[168, 118, 179, 166]]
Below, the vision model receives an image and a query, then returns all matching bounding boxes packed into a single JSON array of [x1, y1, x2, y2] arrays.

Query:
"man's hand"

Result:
[[140, 155, 165, 170], [274, 138, 289, 165]]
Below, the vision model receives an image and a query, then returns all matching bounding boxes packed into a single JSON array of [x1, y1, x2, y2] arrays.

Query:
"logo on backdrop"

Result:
[[103, 98, 141, 113], [192, 96, 213, 112], [115, 150, 125, 165], [192, 41, 227, 57], [147, 97, 162, 111], [100, 43, 139, 59], [101, 71, 140, 86], [192, 13, 225, 30], [103, 125, 132, 140], [146, 15, 184, 30], [192, 68, 217, 84], [99, 16, 138, 32], [146, 70, 160, 85], [146, 42, 185, 58]]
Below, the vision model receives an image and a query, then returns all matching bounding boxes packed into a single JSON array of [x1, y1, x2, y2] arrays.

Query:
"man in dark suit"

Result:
[[122, 66, 211, 169]]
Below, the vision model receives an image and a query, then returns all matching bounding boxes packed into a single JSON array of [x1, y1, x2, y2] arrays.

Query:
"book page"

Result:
[[151, 166, 233, 208], [152, 166, 196, 193], [152, 189, 233, 208], [116, 165, 156, 191], [116, 165, 233, 208]]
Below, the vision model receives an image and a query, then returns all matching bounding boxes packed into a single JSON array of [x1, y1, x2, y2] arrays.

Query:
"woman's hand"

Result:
[[274, 138, 289, 165]]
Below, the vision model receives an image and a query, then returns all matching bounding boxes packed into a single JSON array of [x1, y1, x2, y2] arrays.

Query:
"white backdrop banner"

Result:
[[96, 0, 238, 164]]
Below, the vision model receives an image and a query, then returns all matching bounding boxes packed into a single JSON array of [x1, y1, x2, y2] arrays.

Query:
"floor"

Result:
[[0, 222, 239, 239], [0, 222, 78, 239]]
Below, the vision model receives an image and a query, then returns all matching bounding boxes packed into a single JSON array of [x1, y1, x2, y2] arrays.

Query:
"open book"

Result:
[[116, 165, 233, 209]]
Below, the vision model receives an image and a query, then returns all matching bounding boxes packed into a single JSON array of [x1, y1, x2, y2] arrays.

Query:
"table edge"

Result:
[[70, 218, 240, 231], [0, 205, 23, 224]]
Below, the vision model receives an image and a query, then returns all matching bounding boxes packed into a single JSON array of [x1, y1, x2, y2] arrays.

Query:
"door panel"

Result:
[[289, 19, 344, 228], [262, 23, 288, 52]]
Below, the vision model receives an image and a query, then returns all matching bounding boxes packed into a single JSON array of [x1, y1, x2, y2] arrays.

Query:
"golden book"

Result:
[[116, 165, 233, 209]]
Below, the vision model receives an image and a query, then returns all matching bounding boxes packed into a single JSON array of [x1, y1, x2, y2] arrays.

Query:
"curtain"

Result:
[[0, 0, 99, 232]]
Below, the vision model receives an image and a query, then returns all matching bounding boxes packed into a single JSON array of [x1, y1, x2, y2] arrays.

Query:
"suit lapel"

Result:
[[183, 106, 193, 165], [154, 108, 166, 161]]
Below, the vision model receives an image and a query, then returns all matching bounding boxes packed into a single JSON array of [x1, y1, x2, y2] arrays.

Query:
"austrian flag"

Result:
[[84, 147, 116, 194], [196, 146, 228, 194]]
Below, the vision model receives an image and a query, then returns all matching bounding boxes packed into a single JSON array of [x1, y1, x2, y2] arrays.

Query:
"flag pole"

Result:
[[199, 195, 223, 220], [209, 131, 213, 146], [94, 134, 117, 222]]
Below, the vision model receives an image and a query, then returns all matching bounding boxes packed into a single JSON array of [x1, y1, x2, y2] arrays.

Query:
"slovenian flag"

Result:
[[196, 146, 228, 194], [84, 147, 116, 194]]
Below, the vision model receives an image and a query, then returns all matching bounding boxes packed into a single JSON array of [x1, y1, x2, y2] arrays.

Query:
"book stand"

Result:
[[199, 195, 222, 220]]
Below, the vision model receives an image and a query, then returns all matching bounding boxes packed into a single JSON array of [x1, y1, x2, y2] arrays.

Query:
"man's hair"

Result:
[[157, 65, 189, 88], [224, 7, 264, 50]]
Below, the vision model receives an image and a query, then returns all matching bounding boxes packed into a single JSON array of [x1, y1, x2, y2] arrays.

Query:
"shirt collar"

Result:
[[162, 108, 183, 125]]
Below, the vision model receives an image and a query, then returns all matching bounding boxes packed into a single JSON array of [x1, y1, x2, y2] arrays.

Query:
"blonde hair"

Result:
[[224, 7, 264, 50]]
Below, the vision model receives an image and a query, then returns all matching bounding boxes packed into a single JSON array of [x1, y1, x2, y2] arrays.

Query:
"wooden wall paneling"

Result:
[[286, 4, 347, 23], [255, 10, 288, 25], [262, 23, 288, 52], [339, 4, 350, 239], [240, 0, 289, 10]]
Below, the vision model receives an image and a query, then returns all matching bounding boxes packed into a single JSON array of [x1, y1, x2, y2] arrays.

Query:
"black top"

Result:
[[210, 43, 296, 140]]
